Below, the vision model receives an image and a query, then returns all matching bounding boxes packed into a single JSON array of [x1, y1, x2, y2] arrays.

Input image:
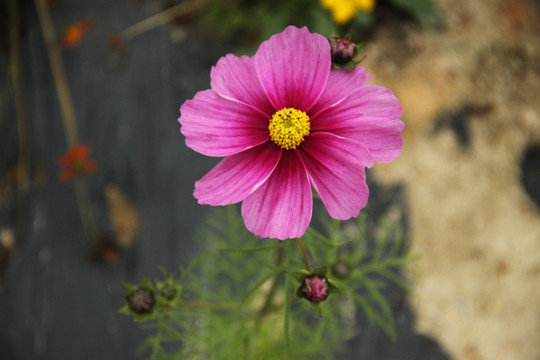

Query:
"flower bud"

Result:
[[161, 285, 178, 301], [300, 275, 329, 303], [331, 260, 352, 280], [328, 37, 357, 66], [126, 288, 155, 314]]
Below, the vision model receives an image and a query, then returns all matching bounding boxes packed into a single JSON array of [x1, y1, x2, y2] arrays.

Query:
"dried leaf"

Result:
[[105, 184, 139, 248]]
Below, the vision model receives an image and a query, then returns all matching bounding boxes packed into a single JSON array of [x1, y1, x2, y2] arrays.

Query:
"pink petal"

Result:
[[241, 151, 312, 240], [254, 26, 330, 111], [309, 67, 372, 117], [211, 54, 275, 116], [299, 132, 372, 220], [194, 143, 281, 205], [311, 86, 404, 162], [179, 90, 270, 157]]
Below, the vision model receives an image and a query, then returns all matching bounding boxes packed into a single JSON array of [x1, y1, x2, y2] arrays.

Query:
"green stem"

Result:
[[297, 237, 311, 272], [34, 0, 78, 147], [149, 312, 166, 360], [256, 246, 285, 320], [9, 0, 31, 230], [284, 240, 292, 358], [175, 301, 237, 310], [35, 0, 98, 245], [74, 179, 97, 243]]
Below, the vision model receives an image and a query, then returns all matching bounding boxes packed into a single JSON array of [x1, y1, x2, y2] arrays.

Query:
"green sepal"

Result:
[[290, 269, 311, 283], [311, 302, 323, 318], [130, 307, 158, 323], [295, 284, 305, 299], [311, 266, 328, 277], [327, 279, 346, 299], [122, 281, 138, 293], [140, 275, 155, 292], [117, 304, 132, 315]]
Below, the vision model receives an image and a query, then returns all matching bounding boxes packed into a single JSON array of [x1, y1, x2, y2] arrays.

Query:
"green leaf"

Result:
[[241, 265, 287, 306]]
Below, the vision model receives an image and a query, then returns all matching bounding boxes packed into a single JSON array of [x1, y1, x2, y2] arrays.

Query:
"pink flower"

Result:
[[179, 26, 403, 240]]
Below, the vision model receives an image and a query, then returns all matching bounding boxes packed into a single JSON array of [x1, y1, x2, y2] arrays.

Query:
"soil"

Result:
[[366, 0, 540, 359]]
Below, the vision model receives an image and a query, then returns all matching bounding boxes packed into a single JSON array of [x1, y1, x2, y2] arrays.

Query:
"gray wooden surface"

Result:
[[0, 1, 450, 359]]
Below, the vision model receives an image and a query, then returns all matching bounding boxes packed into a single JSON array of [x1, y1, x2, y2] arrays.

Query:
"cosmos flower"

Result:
[[179, 26, 403, 240], [320, 0, 376, 25], [58, 144, 97, 182]]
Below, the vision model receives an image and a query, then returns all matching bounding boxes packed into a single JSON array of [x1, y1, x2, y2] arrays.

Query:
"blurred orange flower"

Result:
[[58, 144, 97, 182], [61, 20, 94, 48]]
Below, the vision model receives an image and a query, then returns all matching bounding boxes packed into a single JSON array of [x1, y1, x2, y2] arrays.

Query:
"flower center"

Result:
[[268, 108, 310, 150]]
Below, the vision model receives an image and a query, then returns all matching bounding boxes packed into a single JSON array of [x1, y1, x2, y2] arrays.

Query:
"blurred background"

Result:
[[0, 0, 539, 359]]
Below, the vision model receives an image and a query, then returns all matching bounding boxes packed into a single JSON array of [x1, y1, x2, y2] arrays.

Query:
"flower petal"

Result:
[[194, 143, 281, 206], [241, 151, 312, 240], [179, 90, 270, 157], [311, 86, 404, 162], [299, 132, 371, 220], [254, 26, 330, 111], [211, 54, 275, 116], [309, 67, 371, 117]]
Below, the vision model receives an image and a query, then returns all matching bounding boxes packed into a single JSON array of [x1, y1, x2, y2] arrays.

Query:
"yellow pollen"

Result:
[[268, 108, 310, 150]]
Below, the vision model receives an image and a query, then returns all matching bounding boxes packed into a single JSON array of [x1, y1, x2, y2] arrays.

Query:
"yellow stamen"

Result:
[[268, 108, 310, 150]]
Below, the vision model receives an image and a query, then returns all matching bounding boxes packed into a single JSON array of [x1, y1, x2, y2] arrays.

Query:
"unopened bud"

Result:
[[161, 285, 177, 301], [301, 275, 329, 303], [126, 288, 154, 314], [331, 260, 352, 279], [328, 37, 357, 66]]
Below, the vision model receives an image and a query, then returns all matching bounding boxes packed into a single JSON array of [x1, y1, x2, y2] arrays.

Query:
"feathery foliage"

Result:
[[121, 206, 410, 359]]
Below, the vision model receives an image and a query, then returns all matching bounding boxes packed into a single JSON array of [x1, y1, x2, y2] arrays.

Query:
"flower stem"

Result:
[[297, 237, 311, 272], [283, 240, 292, 358], [8, 0, 31, 230], [74, 179, 97, 243], [256, 246, 285, 319], [35, 0, 98, 245], [175, 301, 237, 310], [34, 0, 79, 147]]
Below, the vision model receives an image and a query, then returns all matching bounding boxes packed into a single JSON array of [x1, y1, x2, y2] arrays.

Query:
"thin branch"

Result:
[[34, 0, 78, 146], [0, 67, 13, 127], [175, 301, 238, 310], [113, 0, 207, 44], [297, 237, 311, 272], [9, 0, 31, 227], [35, 0, 98, 245], [256, 246, 285, 319]]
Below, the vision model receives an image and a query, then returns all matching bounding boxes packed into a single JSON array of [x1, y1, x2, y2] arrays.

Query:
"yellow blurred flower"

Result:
[[320, 0, 376, 25]]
